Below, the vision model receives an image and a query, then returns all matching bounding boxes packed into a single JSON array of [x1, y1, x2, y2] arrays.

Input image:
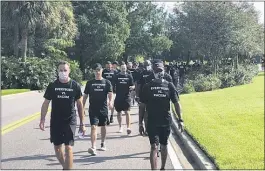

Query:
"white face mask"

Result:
[[58, 71, 68, 80], [146, 66, 152, 71], [121, 66, 127, 73]]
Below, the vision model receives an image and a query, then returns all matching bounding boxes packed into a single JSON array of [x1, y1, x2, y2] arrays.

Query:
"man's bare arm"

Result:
[[41, 99, 50, 121], [139, 103, 146, 125], [108, 92, 113, 104], [83, 94, 88, 107], [76, 97, 84, 125], [174, 101, 183, 121]]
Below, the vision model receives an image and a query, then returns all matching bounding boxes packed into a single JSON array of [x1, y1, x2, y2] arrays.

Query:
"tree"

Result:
[[73, 1, 130, 71], [124, 2, 172, 62], [1, 1, 77, 61]]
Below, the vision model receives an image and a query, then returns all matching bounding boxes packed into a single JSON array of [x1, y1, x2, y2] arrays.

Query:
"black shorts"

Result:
[[89, 109, 109, 126], [147, 125, 171, 145], [114, 99, 131, 112], [50, 123, 76, 146]]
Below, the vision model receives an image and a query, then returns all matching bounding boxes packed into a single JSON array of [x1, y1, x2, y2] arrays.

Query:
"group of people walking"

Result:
[[39, 59, 184, 170]]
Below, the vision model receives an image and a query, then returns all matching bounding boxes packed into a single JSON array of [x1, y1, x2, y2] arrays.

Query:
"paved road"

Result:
[[1, 90, 186, 170], [2, 91, 47, 127], [2, 105, 179, 170]]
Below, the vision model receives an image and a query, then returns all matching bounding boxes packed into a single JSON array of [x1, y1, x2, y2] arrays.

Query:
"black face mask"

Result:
[[154, 71, 165, 79]]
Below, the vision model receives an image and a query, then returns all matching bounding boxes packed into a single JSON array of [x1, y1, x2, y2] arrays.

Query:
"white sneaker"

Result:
[[118, 127, 123, 133], [88, 147, 97, 156], [100, 143, 107, 151]]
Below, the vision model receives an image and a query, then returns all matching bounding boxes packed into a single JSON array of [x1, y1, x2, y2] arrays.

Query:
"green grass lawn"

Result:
[[1, 89, 30, 96], [177, 73, 264, 169]]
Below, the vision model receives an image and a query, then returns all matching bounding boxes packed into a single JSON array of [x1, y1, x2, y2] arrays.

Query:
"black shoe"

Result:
[[110, 115, 114, 123]]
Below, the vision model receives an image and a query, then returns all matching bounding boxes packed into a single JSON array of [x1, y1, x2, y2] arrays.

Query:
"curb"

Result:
[[170, 106, 217, 170]]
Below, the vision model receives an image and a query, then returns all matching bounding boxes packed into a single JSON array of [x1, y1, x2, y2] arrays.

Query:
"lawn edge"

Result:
[[170, 103, 218, 170], [1, 89, 38, 97]]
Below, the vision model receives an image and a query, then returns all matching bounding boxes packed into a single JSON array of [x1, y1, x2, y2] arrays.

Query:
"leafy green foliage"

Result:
[[73, 2, 130, 69], [1, 56, 56, 90], [1, 56, 83, 90], [182, 80, 195, 94], [68, 60, 83, 84], [192, 74, 221, 92]]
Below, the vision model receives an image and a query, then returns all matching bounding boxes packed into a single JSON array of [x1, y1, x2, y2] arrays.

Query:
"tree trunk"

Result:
[[123, 53, 128, 63], [235, 53, 239, 70], [13, 21, 19, 57], [21, 27, 28, 62]]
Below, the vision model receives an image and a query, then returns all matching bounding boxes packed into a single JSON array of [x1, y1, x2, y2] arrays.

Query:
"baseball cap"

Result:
[[112, 61, 119, 65], [106, 61, 111, 65], [153, 60, 164, 72], [93, 63, 103, 70]]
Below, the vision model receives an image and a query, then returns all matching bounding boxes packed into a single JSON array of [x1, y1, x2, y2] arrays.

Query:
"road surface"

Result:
[[1, 90, 186, 170]]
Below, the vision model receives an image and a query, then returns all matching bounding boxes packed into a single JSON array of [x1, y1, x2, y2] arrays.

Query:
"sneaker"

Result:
[[100, 143, 107, 151], [118, 127, 123, 133], [88, 147, 97, 156], [110, 115, 114, 123], [127, 128, 132, 135]]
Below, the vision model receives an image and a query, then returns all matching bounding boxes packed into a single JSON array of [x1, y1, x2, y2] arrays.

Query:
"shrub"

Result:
[[1, 56, 20, 89], [193, 74, 221, 92], [20, 57, 57, 90], [1, 56, 83, 90], [218, 72, 237, 88], [84, 69, 94, 81], [183, 80, 195, 94], [68, 60, 83, 85]]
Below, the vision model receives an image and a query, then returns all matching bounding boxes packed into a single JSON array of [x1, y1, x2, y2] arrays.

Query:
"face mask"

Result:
[[58, 71, 68, 80], [154, 71, 164, 79], [146, 66, 152, 71], [121, 67, 126, 73]]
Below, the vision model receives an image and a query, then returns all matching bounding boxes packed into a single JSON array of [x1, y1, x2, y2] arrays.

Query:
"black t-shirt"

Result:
[[138, 69, 153, 86], [113, 73, 134, 101], [133, 68, 142, 83], [102, 69, 116, 85], [140, 79, 179, 126], [178, 65, 186, 75], [114, 69, 120, 74], [84, 79, 112, 115], [44, 79, 82, 125], [128, 68, 138, 83], [138, 69, 153, 95]]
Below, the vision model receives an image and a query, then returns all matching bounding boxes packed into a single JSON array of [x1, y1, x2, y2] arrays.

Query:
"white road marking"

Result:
[[168, 134, 183, 170]]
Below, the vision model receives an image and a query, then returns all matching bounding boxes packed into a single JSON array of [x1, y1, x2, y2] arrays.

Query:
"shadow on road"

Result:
[[39, 134, 141, 141], [2, 151, 149, 168], [46, 151, 149, 167]]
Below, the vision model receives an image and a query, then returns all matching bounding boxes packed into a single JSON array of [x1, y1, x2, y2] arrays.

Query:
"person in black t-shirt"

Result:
[[112, 61, 121, 73], [178, 62, 186, 86], [136, 60, 153, 135], [113, 62, 135, 134], [140, 61, 184, 170], [138, 60, 173, 136], [83, 63, 113, 156], [102, 61, 116, 123], [39, 61, 85, 170], [127, 61, 139, 106]]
